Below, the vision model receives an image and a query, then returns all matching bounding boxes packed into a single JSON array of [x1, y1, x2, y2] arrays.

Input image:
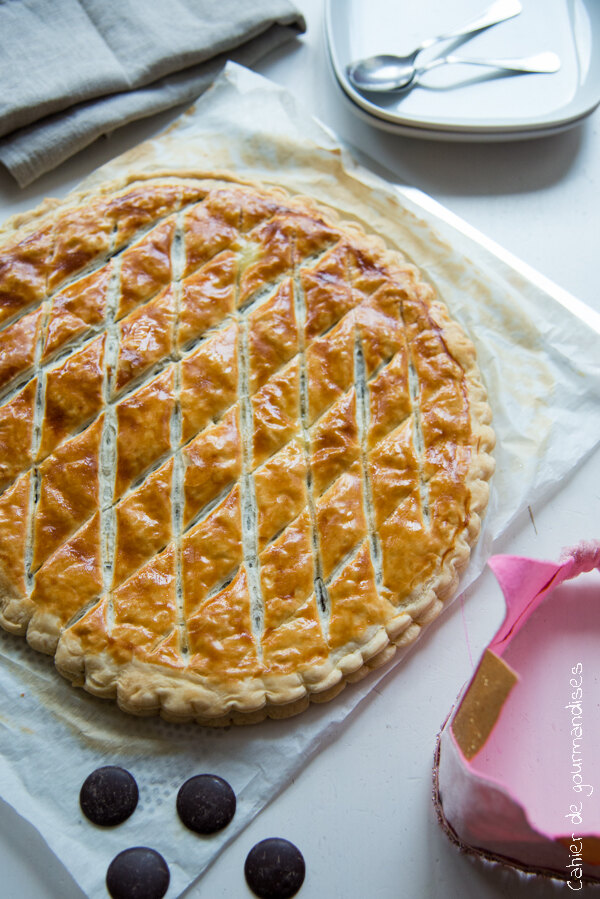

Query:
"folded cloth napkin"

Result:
[[0, 0, 305, 187]]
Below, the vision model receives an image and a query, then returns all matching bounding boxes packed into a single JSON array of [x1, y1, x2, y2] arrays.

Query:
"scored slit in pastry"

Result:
[[0, 175, 495, 725]]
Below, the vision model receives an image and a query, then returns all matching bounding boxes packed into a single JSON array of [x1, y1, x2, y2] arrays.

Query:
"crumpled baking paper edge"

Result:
[[1, 62, 599, 899]]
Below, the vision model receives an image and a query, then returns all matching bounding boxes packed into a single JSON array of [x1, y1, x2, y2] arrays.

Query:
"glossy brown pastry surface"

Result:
[[0, 175, 495, 724]]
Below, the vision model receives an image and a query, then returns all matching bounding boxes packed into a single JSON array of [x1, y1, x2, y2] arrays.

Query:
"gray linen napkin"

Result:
[[0, 0, 305, 187]]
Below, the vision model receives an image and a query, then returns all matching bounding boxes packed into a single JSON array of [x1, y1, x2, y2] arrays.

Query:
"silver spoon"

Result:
[[347, 0, 523, 93], [395, 50, 561, 93]]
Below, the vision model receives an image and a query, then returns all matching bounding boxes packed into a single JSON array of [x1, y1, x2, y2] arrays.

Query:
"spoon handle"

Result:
[[421, 0, 522, 51], [422, 51, 561, 75]]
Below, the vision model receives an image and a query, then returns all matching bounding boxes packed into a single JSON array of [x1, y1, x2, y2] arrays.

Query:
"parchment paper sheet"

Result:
[[1, 63, 599, 898]]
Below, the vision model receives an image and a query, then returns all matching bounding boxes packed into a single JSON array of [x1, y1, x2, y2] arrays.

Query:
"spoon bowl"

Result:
[[347, 54, 420, 93]]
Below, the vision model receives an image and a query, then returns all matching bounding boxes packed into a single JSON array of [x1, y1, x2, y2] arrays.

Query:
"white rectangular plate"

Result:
[[326, 0, 600, 139]]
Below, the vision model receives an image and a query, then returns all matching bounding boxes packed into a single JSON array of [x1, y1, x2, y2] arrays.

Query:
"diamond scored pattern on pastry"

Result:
[[0, 178, 493, 723]]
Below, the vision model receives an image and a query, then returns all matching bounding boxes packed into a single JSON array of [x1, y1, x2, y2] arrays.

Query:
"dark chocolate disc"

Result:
[[106, 847, 170, 899], [79, 766, 138, 826], [176, 773, 236, 834], [244, 838, 306, 899]]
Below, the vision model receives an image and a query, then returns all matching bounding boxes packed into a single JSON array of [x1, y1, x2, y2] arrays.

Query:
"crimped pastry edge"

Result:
[[0, 171, 496, 725]]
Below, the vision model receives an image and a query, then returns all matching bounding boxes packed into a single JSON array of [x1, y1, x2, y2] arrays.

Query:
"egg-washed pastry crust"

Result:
[[0, 173, 494, 725]]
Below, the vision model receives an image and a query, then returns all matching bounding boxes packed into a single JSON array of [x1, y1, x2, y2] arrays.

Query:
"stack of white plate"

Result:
[[325, 0, 600, 141]]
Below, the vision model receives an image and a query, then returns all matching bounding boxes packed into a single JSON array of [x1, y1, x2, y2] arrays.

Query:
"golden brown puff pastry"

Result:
[[0, 174, 495, 724]]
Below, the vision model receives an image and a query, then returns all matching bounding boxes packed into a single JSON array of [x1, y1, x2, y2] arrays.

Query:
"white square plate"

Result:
[[326, 0, 600, 140]]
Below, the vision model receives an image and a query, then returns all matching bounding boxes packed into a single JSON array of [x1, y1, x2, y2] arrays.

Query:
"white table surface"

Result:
[[0, 2, 598, 897]]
